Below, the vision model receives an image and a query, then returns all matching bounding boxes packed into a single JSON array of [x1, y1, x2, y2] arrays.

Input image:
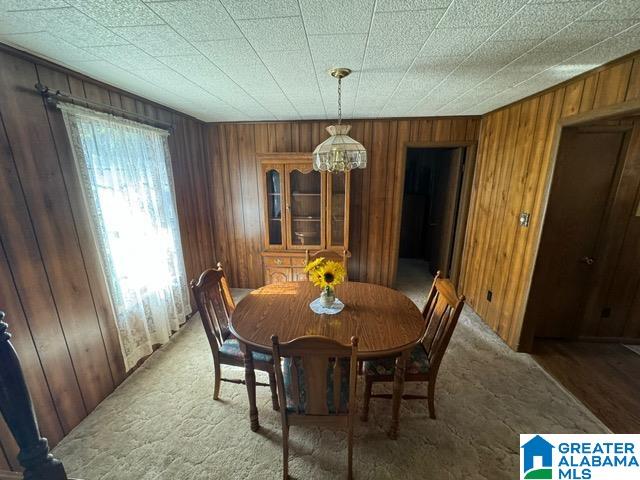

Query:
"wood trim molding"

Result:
[[560, 97, 640, 126], [388, 141, 479, 287], [518, 101, 640, 352], [256, 152, 313, 162]]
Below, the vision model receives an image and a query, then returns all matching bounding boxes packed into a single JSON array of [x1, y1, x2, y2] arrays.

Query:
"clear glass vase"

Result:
[[320, 286, 335, 308]]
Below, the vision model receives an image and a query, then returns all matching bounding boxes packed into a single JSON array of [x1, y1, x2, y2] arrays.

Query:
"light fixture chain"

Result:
[[337, 76, 342, 124]]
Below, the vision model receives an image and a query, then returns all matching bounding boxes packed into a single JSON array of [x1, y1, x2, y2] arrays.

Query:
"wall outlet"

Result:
[[487, 290, 493, 302], [519, 212, 531, 227]]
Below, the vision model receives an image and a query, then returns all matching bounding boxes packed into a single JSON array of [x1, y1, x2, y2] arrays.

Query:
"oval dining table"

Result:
[[229, 280, 425, 439]]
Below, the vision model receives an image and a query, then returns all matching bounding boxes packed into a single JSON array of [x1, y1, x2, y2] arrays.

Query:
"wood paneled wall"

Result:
[[0, 45, 207, 468], [200, 118, 480, 289], [459, 51, 640, 351]]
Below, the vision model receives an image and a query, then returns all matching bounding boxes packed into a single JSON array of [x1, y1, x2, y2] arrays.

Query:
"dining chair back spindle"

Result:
[[191, 263, 235, 353], [271, 335, 359, 480], [361, 272, 464, 422], [190, 263, 278, 409]]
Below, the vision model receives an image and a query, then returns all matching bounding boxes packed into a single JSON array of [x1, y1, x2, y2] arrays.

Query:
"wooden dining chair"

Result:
[[305, 249, 351, 277], [361, 273, 464, 421], [271, 335, 359, 480], [190, 263, 278, 410]]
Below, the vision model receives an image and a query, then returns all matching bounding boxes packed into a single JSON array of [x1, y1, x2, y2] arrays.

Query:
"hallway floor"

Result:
[[533, 339, 640, 433]]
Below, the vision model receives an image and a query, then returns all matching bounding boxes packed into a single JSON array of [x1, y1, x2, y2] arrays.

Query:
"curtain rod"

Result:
[[35, 82, 174, 131]]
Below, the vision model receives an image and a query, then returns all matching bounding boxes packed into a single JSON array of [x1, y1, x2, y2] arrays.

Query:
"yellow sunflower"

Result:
[[304, 257, 325, 273], [315, 260, 346, 289]]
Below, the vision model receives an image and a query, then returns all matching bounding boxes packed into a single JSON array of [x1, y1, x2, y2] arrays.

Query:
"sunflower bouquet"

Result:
[[304, 257, 346, 307]]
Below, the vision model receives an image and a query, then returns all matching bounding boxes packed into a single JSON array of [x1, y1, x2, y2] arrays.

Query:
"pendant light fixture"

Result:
[[312, 68, 367, 172]]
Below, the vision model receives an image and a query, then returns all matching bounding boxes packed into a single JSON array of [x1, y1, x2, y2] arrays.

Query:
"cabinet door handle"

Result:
[[275, 258, 283, 265], [580, 256, 595, 265]]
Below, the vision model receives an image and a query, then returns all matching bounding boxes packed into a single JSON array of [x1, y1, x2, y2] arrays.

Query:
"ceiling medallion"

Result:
[[312, 68, 367, 173]]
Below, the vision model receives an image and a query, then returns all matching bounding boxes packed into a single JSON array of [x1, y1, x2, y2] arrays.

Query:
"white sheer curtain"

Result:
[[59, 103, 190, 371]]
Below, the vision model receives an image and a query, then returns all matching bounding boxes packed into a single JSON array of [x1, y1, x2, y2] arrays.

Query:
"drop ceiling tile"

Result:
[[221, 0, 299, 19], [419, 27, 496, 58], [111, 25, 195, 56], [308, 34, 367, 71], [358, 71, 405, 95], [237, 16, 306, 52], [0, 7, 125, 46], [156, 53, 220, 74], [491, 1, 597, 41], [197, 38, 263, 67], [376, 0, 451, 11], [463, 40, 536, 69], [300, 0, 375, 35], [53, 9, 129, 46], [155, 54, 252, 100], [73, 59, 178, 101], [263, 52, 318, 93], [260, 49, 315, 74], [1, 31, 97, 64], [362, 42, 423, 71], [2, 0, 639, 121], [368, 9, 445, 46], [561, 28, 640, 66], [223, 61, 280, 85], [541, 19, 638, 57], [1, 0, 69, 11], [85, 44, 166, 70], [139, 70, 191, 95], [148, 0, 243, 42], [580, 0, 640, 21], [66, 0, 164, 27], [0, 10, 47, 34], [397, 63, 458, 93], [438, 0, 528, 28]]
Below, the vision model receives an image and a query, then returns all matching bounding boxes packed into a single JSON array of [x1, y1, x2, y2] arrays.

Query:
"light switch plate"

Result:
[[519, 212, 530, 227]]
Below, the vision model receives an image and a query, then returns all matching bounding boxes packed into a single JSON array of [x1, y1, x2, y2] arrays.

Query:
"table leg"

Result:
[[388, 351, 408, 439], [242, 345, 260, 432]]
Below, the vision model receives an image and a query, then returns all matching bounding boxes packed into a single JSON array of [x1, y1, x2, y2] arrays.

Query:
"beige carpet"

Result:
[[53, 263, 607, 479]]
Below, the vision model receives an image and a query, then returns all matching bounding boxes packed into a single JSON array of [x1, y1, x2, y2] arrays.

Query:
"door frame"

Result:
[[389, 141, 478, 290], [518, 98, 640, 352]]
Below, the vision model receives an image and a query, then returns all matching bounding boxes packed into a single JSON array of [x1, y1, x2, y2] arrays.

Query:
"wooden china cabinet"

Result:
[[258, 153, 350, 285]]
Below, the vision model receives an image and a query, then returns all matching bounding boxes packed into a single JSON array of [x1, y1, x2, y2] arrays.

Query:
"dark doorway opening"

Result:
[[397, 147, 468, 289]]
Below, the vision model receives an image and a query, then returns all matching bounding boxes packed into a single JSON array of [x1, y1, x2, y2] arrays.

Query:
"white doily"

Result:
[[309, 297, 345, 315]]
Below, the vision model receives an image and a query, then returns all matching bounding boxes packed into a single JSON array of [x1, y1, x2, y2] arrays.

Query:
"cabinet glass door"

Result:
[[328, 173, 347, 247], [287, 165, 324, 249], [265, 167, 284, 247]]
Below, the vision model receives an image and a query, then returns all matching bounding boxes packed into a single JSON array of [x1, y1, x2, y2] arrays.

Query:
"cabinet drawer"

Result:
[[264, 256, 291, 267], [291, 257, 307, 267]]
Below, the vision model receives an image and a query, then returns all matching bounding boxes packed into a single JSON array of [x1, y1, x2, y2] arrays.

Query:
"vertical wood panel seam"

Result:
[[0, 104, 89, 415], [35, 66, 116, 388], [0, 209, 66, 435]]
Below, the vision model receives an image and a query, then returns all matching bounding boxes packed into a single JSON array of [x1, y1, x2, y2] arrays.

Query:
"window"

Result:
[[60, 103, 189, 370]]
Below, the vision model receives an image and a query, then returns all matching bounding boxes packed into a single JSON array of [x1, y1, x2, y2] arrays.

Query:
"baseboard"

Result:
[[577, 336, 640, 344]]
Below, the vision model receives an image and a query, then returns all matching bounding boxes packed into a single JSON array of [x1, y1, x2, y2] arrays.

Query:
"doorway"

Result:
[[396, 146, 471, 291], [526, 117, 640, 433], [526, 119, 640, 341]]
